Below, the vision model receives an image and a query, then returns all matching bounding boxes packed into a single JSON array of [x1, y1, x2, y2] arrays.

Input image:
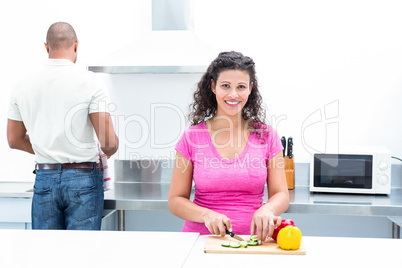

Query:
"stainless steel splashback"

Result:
[[114, 159, 174, 183]]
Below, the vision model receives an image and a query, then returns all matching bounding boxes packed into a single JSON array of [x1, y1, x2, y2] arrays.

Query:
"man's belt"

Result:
[[36, 162, 99, 170]]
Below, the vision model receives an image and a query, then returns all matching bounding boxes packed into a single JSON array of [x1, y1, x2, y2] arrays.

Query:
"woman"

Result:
[[168, 51, 289, 244]]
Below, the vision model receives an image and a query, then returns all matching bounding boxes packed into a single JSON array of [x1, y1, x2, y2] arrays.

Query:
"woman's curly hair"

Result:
[[189, 51, 267, 139]]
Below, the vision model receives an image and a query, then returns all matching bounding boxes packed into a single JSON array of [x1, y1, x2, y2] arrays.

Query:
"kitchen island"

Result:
[[0, 229, 401, 268]]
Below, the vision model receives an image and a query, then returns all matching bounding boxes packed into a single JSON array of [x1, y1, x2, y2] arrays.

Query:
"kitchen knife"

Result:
[[287, 137, 293, 159], [281, 136, 286, 157], [225, 229, 244, 241]]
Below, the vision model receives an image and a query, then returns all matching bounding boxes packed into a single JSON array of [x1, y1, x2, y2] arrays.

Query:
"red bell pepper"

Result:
[[272, 219, 296, 241]]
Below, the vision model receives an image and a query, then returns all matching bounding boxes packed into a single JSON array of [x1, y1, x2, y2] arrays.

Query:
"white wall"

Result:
[[1, 0, 402, 181], [105, 73, 199, 161]]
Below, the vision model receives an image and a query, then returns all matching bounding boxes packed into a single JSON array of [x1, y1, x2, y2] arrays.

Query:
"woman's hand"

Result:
[[250, 205, 282, 244], [203, 210, 232, 237]]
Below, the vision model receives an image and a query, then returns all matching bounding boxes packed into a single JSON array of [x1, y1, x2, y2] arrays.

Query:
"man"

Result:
[[7, 22, 119, 230]]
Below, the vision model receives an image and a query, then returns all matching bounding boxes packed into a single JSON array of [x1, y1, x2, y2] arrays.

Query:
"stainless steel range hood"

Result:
[[88, 0, 215, 74]]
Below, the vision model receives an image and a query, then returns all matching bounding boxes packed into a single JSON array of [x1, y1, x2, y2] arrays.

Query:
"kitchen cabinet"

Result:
[[0, 197, 31, 229], [0, 182, 117, 231], [101, 209, 118, 231], [389, 216, 402, 238], [0, 198, 118, 231], [0, 182, 33, 229]]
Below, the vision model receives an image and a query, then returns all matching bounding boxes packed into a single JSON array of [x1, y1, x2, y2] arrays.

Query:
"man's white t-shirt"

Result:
[[8, 59, 111, 164]]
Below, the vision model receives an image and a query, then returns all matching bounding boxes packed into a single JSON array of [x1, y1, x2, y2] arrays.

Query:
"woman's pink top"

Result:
[[175, 122, 283, 235]]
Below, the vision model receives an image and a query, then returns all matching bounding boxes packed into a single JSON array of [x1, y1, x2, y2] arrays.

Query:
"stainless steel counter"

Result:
[[285, 186, 402, 217], [103, 182, 172, 210], [2, 181, 402, 236], [103, 183, 402, 234], [3, 181, 401, 216], [104, 183, 402, 217]]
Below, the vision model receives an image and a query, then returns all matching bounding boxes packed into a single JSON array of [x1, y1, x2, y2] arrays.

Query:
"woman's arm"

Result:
[[266, 151, 290, 215], [168, 151, 231, 236], [250, 151, 289, 243]]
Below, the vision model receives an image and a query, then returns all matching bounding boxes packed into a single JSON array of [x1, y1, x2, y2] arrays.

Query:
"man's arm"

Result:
[[90, 112, 118, 157], [7, 119, 35, 154]]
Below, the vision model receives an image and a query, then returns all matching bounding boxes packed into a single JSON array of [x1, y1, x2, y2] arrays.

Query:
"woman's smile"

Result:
[[225, 100, 241, 107], [212, 69, 253, 117]]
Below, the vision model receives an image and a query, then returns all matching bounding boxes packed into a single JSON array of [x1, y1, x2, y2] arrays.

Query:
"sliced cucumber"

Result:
[[248, 235, 258, 246], [250, 235, 258, 241], [229, 241, 241, 248], [239, 241, 248, 248], [221, 242, 230, 247], [247, 241, 258, 246], [221, 235, 259, 249]]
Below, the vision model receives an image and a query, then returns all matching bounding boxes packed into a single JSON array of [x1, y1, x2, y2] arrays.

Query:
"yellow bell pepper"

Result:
[[277, 225, 302, 250]]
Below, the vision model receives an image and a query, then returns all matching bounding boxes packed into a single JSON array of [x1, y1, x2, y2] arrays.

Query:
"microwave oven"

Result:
[[309, 147, 391, 194]]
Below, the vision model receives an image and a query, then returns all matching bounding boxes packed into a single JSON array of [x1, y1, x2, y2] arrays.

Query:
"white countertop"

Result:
[[0, 230, 198, 268], [1, 230, 401, 268]]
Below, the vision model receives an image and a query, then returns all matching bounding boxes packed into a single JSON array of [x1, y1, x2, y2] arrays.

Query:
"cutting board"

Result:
[[204, 235, 306, 255]]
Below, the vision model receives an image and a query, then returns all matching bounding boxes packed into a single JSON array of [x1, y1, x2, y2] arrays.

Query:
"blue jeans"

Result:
[[32, 164, 104, 230]]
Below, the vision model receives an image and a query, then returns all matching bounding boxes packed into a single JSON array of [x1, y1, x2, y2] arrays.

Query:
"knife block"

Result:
[[284, 156, 295, 190]]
